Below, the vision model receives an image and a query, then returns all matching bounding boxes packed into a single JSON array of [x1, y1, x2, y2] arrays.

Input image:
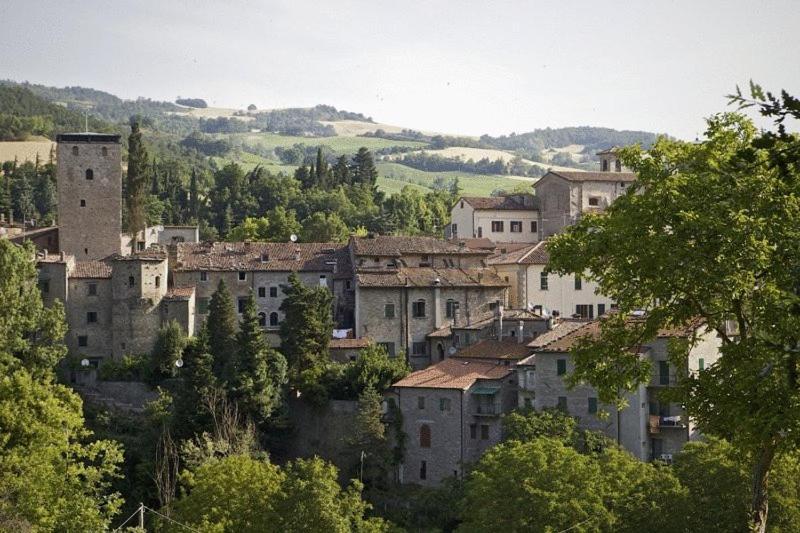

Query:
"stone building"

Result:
[[350, 235, 508, 369], [171, 241, 352, 347], [56, 133, 123, 260], [489, 239, 614, 317], [447, 194, 540, 242], [389, 358, 517, 486], [531, 318, 721, 462]]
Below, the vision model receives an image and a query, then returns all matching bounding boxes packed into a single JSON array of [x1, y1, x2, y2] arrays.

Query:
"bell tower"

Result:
[[56, 133, 122, 260]]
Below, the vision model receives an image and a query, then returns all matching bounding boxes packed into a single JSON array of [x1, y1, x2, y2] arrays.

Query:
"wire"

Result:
[[111, 506, 143, 532], [143, 505, 203, 533]]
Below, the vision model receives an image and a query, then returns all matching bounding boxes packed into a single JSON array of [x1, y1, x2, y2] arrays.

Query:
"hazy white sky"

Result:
[[2, 0, 798, 139]]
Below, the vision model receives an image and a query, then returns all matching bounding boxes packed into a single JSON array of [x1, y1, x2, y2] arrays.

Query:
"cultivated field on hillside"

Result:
[[392, 146, 579, 173], [236, 132, 428, 154], [0, 139, 55, 163], [169, 106, 255, 121], [320, 119, 446, 138], [377, 162, 535, 196]]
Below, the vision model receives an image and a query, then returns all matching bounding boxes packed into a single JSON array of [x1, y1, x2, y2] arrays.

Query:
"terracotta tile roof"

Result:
[[72, 261, 112, 279], [489, 240, 550, 265], [329, 338, 371, 349], [542, 170, 637, 183], [453, 339, 534, 360], [393, 358, 512, 390], [165, 286, 195, 299], [351, 235, 490, 257], [356, 267, 508, 288], [111, 248, 168, 261], [174, 242, 347, 272], [459, 194, 540, 211], [427, 325, 453, 338], [527, 320, 591, 350], [447, 237, 497, 251], [463, 308, 547, 332]]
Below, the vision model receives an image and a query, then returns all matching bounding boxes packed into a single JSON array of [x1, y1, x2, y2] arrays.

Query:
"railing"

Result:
[[648, 415, 685, 433], [473, 404, 499, 416]]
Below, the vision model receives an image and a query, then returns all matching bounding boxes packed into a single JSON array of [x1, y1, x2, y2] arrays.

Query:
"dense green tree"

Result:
[[346, 387, 392, 489], [502, 408, 578, 446], [227, 216, 270, 242], [125, 118, 149, 253], [279, 272, 333, 400], [265, 205, 301, 242], [546, 110, 800, 531], [300, 211, 349, 243], [332, 154, 351, 185], [173, 328, 218, 440], [228, 292, 287, 424], [207, 279, 238, 379], [351, 147, 378, 186], [188, 167, 200, 221], [149, 320, 188, 383]]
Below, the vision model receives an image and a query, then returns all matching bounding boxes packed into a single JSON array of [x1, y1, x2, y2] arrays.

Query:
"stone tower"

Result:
[[56, 133, 122, 260]]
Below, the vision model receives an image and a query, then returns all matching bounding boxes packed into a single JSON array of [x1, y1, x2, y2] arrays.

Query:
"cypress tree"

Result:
[[332, 155, 350, 186], [352, 147, 378, 186], [229, 291, 287, 423], [189, 168, 200, 222], [174, 326, 217, 438], [315, 148, 326, 188], [207, 279, 238, 379], [126, 118, 149, 253]]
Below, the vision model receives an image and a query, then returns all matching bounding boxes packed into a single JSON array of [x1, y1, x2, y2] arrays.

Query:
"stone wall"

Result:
[[67, 277, 113, 360]]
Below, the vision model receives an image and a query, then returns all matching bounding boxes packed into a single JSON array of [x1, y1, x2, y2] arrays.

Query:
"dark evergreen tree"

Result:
[[332, 155, 351, 186], [315, 148, 326, 188], [126, 118, 149, 253], [207, 279, 238, 379], [189, 168, 200, 221], [173, 326, 218, 439], [228, 292, 287, 424], [351, 147, 378, 186], [11, 173, 34, 222]]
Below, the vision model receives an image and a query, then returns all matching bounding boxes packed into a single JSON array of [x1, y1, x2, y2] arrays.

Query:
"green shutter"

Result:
[[557, 359, 567, 375]]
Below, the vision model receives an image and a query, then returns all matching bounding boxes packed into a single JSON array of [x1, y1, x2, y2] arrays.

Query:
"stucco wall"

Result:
[[524, 265, 614, 317], [474, 210, 539, 243]]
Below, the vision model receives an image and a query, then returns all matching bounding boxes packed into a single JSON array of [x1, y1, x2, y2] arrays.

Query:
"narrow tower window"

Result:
[[85, 169, 94, 180], [72, 146, 79, 156], [102, 146, 108, 156]]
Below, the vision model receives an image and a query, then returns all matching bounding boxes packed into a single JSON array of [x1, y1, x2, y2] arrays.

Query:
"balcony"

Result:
[[473, 404, 499, 417], [648, 415, 686, 433]]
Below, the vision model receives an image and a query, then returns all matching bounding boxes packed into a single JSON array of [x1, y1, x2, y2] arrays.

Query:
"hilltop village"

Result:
[[11, 132, 724, 489]]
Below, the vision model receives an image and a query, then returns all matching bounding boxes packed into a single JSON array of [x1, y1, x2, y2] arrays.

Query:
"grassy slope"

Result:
[[235, 132, 427, 154], [377, 162, 535, 196]]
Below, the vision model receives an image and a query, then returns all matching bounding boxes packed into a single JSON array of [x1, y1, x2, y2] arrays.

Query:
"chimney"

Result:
[[518, 320, 524, 344], [294, 248, 301, 261], [498, 304, 504, 341]]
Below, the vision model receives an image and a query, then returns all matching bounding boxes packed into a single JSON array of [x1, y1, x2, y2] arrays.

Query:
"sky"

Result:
[[2, 0, 798, 139]]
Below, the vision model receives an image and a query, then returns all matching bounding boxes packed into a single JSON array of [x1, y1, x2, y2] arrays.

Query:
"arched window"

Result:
[[419, 424, 431, 448], [85, 168, 94, 180], [269, 312, 279, 326], [258, 312, 267, 327], [128, 276, 135, 288], [72, 146, 79, 156], [154, 276, 161, 288], [101, 146, 108, 156]]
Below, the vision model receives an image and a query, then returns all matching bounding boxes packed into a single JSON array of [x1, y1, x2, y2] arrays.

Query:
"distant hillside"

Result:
[[479, 126, 662, 156]]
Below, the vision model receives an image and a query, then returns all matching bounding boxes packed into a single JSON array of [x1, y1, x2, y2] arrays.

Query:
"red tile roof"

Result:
[[527, 320, 591, 350], [460, 195, 539, 211], [393, 358, 512, 390], [165, 286, 196, 299], [329, 338, 371, 349], [72, 261, 112, 279], [488, 240, 550, 265], [542, 170, 637, 183], [174, 242, 348, 272], [351, 235, 490, 257], [356, 267, 508, 288], [453, 339, 534, 360]]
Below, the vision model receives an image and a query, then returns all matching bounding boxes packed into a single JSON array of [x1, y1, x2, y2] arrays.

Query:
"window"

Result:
[[258, 313, 266, 327], [588, 397, 598, 414], [575, 305, 594, 319], [384, 303, 396, 318], [199, 271, 208, 282], [412, 300, 426, 318], [491, 221, 504, 232], [77, 335, 88, 347], [530, 221, 538, 233], [102, 146, 108, 156], [198, 297, 209, 314], [38, 280, 50, 294], [319, 275, 327, 288], [453, 334, 460, 347], [258, 287, 266, 297], [417, 396, 425, 410], [598, 303, 606, 315], [460, 201, 464, 208], [510, 221, 522, 233], [470, 423, 477, 439], [346, 280, 352, 290], [446, 299, 459, 318], [238, 271, 246, 281], [480, 424, 489, 440], [136, 241, 145, 252], [574, 276, 582, 290], [540, 271, 548, 291], [84, 248, 89, 255], [154, 276, 161, 288], [419, 461, 427, 480], [588, 197, 600, 207], [85, 168, 94, 180], [419, 424, 431, 448], [269, 286, 278, 297], [378, 342, 396, 357], [80, 199, 86, 207], [439, 398, 451, 411], [451, 223, 458, 237], [557, 396, 568, 411], [87, 311, 97, 324], [524, 397, 533, 408], [88, 283, 97, 296], [489, 301, 498, 311], [477, 227, 482, 238], [412, 342, 427, 356], [128, 276, 135, 288], [557, 359, 567, 376], [659, 361, 670, 385], [698, 358, 705, 371], [72, 146, 79, 156], [615, 159, 622, 172], [238, 297, 247, 314], [602, 159, 609, 172], [269, 312, 279, 326]]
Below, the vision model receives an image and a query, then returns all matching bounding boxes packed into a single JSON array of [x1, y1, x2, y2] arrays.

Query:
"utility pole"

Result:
[[138, 502, 145, 530]]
